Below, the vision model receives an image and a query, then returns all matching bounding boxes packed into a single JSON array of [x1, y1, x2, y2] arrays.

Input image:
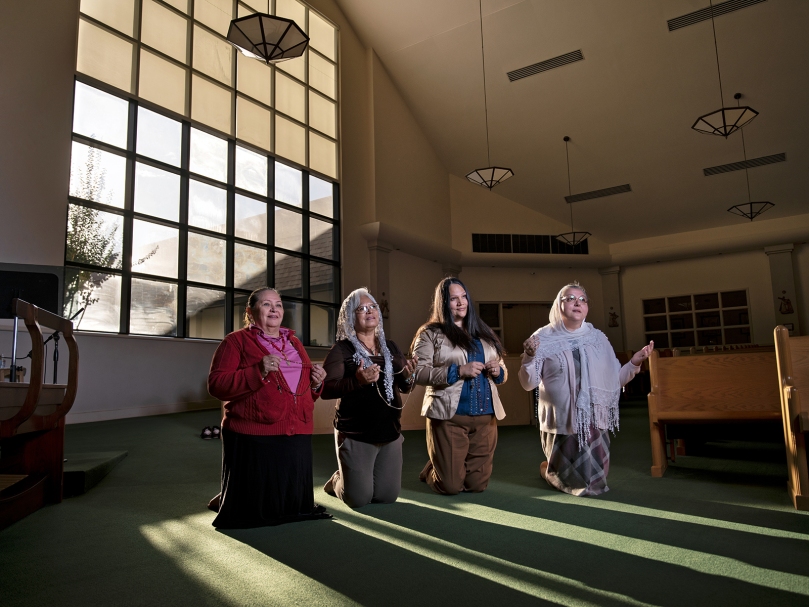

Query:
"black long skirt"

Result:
[[213, 429, 326, 529]]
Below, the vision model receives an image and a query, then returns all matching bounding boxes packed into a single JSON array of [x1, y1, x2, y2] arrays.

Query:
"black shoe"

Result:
[[211, 426, 221, 439], [200, 427, 213, 440]]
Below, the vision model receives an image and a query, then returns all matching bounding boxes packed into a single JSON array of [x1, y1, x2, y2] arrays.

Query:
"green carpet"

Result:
[[1, 402, 808, 606]]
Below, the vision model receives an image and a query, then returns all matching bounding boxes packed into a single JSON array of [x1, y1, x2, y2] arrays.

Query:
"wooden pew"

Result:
[[647, 347, 780, 477], [774, 326, 809, 511], [0, 299, 79, 529]]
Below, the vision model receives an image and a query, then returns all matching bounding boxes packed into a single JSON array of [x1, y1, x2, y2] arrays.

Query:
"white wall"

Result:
[[0, 0, 78, 265], [620, 250, 775, 351]]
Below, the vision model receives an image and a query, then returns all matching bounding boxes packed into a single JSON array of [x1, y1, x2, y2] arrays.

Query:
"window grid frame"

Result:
[[65, 79, 340, 344], [77, 0, 340, 179], [641, 290, 752, 349]]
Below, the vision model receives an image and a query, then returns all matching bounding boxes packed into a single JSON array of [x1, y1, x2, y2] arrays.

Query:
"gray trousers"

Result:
[[330, 431, 403, 508]]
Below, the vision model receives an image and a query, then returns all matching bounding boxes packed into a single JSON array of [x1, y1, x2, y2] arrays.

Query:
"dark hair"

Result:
[[411, 277, 505, 357], [243, 287, 280, 327]]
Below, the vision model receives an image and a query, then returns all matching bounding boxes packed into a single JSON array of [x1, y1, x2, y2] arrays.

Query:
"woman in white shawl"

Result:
[[518, 282, 653, 496]]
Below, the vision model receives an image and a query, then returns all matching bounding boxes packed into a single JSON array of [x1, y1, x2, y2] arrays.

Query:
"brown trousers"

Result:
[[422, 414, 497, 495]]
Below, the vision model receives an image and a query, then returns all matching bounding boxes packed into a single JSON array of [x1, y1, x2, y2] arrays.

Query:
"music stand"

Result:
[[0, 271, 59, 382]]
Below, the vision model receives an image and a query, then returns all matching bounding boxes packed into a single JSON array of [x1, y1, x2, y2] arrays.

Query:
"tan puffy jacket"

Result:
[[412, 327, 507, 421]]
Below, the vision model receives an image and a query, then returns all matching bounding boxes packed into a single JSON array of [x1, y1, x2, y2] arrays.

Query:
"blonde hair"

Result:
[[549, 282, 588, 330], [243, 287, 281, 328]]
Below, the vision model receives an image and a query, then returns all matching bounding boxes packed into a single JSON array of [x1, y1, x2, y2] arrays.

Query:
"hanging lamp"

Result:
[[555, 137, 591, 246], [227, 13, 308, 64], [726, 93, 774, 221], [691, 0, 757, 137], [465, 0, 514, 189]]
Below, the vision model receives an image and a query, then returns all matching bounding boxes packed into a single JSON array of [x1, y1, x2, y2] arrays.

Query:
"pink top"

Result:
[[250, 326, 304, 391]]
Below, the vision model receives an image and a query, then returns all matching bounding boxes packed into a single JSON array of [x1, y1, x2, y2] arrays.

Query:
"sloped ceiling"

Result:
[[335, 0, 809, 244]]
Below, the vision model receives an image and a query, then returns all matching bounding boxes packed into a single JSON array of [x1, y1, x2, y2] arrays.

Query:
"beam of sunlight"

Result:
[[397, 491, 809, 595], [140, 514, 355, 607], [534, 494, 809, 540], [332, 508, 649, 607]]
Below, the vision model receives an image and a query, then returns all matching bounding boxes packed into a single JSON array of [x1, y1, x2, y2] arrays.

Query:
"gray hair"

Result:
[[549, 282, 588, 330], [336, 287, 394, 402]]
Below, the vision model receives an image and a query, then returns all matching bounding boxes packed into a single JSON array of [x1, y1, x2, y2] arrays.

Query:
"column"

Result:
[[599, 265, 625, 351], [765, 244, 801, 336]]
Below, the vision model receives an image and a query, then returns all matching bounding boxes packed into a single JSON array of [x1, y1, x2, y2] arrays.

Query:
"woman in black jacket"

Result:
[[321, 288, 417, 508]]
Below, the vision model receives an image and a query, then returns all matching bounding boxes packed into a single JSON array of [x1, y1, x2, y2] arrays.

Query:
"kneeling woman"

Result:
[[412, 277, 507, 495], [321, 288, 417, 507], [207, 287, 329, 528], [519, 282, 653, 496]]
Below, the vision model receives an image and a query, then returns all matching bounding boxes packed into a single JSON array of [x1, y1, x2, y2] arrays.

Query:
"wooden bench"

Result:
[[647, 347, 780, 477], [774, 326, 809, 511], [0, 299, 78, 529]]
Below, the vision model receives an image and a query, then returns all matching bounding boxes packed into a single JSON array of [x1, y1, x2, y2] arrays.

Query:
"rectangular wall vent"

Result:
[[507, 50, 584, 83], [565, 183, 631, 204], [472, 233, 589, 255], [703, 152, 785, 176], [667, 0, 767, 32]]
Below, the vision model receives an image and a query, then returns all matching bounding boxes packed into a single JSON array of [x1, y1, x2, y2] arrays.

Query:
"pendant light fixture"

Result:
[[227, 13, 308, 64], [556, 137, 591, 246], [727, 93, 774, 221], [466, 0, 514, 190], [691, 0, 757, 137]]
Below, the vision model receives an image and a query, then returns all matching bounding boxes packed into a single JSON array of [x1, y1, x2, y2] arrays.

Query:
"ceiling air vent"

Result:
[[667, 0, 767, 32], [507, 50, 584, 83], [703, 152, 785, 176], [472, 234, 588, 255], [565, 184, 631, 204]]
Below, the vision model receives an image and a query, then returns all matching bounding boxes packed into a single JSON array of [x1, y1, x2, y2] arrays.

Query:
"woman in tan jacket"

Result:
[[411, 277, 507, 495]]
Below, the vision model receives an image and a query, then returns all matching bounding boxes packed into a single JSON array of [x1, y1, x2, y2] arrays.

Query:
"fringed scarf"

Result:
[[531, 322, 621, 448]]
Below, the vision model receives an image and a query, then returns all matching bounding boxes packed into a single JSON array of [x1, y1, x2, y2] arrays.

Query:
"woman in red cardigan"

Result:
[[207, 287, 329, 528]]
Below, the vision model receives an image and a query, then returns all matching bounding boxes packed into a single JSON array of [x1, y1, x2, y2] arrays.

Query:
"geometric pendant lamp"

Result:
[[726, 94, 774, 221], [555, 137, 591, 246], [466, 0, 514, 189], [691, 0, 758, 137], [227, 13, 308, 63]]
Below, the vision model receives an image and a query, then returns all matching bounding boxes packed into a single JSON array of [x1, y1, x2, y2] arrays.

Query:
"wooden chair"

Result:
[[774, 326, 809, 511], [0, 299, 79, 529], [647, 348, 780, 477]]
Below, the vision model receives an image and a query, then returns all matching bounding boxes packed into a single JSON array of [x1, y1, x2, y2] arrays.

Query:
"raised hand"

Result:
[[260, 354, 282, 377], [631, 340, 654, 366], [356, 359, 381, 385], [523, 334, 540, 357], [459, 361, 485, 379], [310, 363, 327, 388], [402, 355, 418, 378]]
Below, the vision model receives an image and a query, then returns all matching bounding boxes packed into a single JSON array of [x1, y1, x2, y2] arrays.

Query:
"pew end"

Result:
[[0, 299, 79, 530], [647, 347, 781, 479], [774, 326, 809, 511]]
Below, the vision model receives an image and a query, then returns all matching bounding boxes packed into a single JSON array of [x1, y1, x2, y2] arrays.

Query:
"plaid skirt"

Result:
[[540, 425, 610, 496]]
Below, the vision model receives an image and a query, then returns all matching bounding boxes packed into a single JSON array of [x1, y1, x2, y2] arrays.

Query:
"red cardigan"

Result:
[[208, 328, 322, 436]]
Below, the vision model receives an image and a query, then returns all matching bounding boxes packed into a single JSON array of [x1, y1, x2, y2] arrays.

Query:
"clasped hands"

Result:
[[260, 354, 326, 389], [356, 356, 418, 386], [458, 359, 501, 379]]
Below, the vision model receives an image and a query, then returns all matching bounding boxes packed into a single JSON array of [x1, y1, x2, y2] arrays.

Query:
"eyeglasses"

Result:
[[560, 295, 588, 304], [355, 304, 380, 314]]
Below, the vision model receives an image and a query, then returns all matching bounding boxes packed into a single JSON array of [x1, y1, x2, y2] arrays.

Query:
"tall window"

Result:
[[67, 0, 340, 345]]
